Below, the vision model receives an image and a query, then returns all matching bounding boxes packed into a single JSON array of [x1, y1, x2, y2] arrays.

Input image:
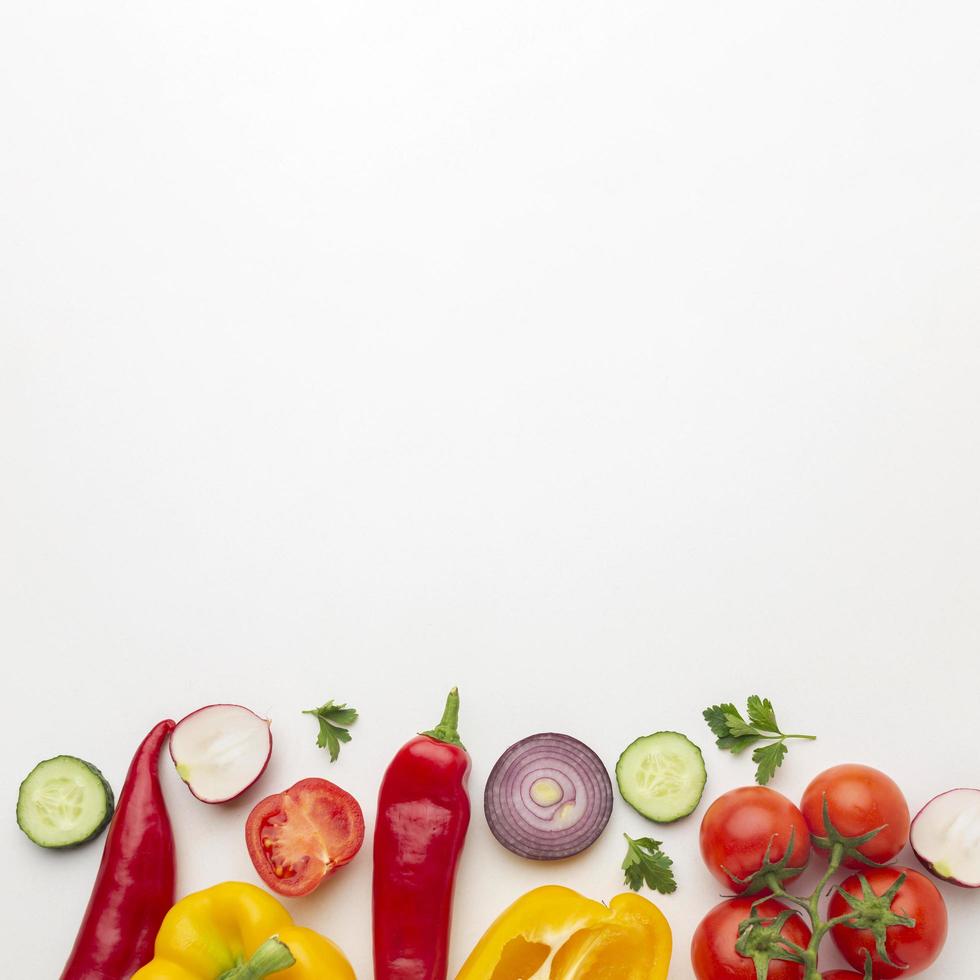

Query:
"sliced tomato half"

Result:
[[245, 777, 365, 897]]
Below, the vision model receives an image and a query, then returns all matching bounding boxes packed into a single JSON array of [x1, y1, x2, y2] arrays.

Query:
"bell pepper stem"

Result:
[[422, 687, 465, 749], [218, 937, 296, 980]]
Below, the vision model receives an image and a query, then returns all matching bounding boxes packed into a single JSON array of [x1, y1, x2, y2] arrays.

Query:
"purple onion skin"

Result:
[[484, 732, 613, 860]]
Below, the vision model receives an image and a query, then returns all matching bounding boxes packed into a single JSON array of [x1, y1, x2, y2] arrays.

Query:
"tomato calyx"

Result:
[[724, 828, 811, 897], [810, 796, 891, 870], [732, 795, 910, 979], [830, 873, 916, 971], [734, 903, 807, 979]]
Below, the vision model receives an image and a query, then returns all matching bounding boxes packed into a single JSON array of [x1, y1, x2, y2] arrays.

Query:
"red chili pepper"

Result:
[[61, 719, 177, 980], [373, 688, 471, 980]]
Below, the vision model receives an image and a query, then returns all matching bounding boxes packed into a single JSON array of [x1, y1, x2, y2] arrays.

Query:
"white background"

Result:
[[2, 2, 979, 977]]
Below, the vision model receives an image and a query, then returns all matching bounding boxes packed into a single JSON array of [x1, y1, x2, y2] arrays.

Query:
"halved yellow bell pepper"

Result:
[[455, 885, 671, 980], [132, 881, 355, 980]]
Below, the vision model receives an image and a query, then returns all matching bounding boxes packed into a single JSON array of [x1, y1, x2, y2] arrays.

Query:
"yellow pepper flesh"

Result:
[[132, 881, 355, 980], [455, 885, 671, 980]]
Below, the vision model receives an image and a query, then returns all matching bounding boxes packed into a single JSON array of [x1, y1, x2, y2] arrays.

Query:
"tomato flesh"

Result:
[[829, 867, 947, 978], [700, 786, 811, 892], [800, 764, 909, 868], [245, 777, 364, 897]]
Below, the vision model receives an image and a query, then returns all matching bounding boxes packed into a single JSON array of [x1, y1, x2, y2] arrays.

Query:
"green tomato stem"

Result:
[[760, 840, 847, 980]]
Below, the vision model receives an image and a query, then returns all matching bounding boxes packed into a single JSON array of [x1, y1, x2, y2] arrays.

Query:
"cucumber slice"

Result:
[[17, 756, 114, 848], [616, 731, 707, 823]]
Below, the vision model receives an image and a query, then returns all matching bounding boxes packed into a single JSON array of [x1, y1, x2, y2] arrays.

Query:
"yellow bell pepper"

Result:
[[132, 881, 355, 980], [455, 885, 671, 980]]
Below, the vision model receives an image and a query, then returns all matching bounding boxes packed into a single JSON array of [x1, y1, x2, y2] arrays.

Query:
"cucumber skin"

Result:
[[16, 756, 116, 849], [615, 731, 707, 824]]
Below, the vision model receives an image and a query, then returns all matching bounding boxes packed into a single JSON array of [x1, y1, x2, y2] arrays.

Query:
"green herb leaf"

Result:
[[725, 713, 763, 739], [719, 733, 763, 754], [704, 696, 815, 784], [703, 703, 742, 741], [705, 705, 763, 752], [303, 700, 358, 762], [753, 741, 788, 785], [622, 834, 677, 895], [747, 695, 781, 734]]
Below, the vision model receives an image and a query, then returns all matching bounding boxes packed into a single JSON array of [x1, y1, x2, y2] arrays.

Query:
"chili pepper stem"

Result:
[[218, 937, 295, 980], [422, 687, 465, 749]]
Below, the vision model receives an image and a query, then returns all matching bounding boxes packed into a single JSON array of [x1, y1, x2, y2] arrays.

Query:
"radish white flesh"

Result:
[[911, 788, 980, 888], [170, 705, 272, 804]]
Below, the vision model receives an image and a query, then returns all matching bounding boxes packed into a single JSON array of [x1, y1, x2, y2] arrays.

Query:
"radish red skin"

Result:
[[910, 788, 980, 888], [170, 703, 273, 804]]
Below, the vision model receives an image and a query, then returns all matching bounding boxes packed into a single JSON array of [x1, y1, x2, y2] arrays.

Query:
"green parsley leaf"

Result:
[[724, 712, 764, 739], [704, 703, 763, 752], [746, 695, 780, 734], [703, 696, 814, 785], [303, 700, 358, 762], [703, 703, 741, 741], [622, 834, 677, 895], [753, 740, 789, 785], [719, 733, 763, 754]]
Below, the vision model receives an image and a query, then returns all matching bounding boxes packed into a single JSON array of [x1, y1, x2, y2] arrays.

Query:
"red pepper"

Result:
[[373, 688, 471, 980], [61, 719, 177, 980]]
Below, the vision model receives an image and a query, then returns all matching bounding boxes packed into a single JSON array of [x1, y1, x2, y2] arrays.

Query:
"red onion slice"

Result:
[[484, 732, 613, 860]]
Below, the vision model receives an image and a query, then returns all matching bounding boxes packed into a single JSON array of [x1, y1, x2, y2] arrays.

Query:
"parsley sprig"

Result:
[[703, 695, 815, 785], [303, 699, 358, 762], [622, 834, 677, 895]]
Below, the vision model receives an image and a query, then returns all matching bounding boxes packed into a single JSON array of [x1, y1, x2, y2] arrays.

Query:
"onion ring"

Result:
[[484, 732, 613, 860]]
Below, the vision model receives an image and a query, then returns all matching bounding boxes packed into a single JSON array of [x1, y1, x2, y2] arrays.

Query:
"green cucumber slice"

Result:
[[17, 755, 114, 848], [616, 731, 706, 823]]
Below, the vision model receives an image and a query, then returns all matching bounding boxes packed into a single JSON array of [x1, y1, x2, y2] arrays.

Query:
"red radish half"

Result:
[[170, 704, 272, 803], [911, 788, 980, 888]]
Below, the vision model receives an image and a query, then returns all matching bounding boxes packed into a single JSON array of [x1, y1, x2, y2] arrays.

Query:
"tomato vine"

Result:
[[732, 798, 909, 980]]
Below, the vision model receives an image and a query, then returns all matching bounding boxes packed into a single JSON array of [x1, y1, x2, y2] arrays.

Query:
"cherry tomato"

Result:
[[691, 897, 811, 980], [829, 866, 948, 978], [821, 973, 865, 979], [245, 777, 364, 897], [800, 764, 909, 868], [700, 786, 811, 892]]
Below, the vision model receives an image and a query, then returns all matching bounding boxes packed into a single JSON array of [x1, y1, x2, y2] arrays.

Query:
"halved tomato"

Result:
[[245, 777, 364, 897]]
